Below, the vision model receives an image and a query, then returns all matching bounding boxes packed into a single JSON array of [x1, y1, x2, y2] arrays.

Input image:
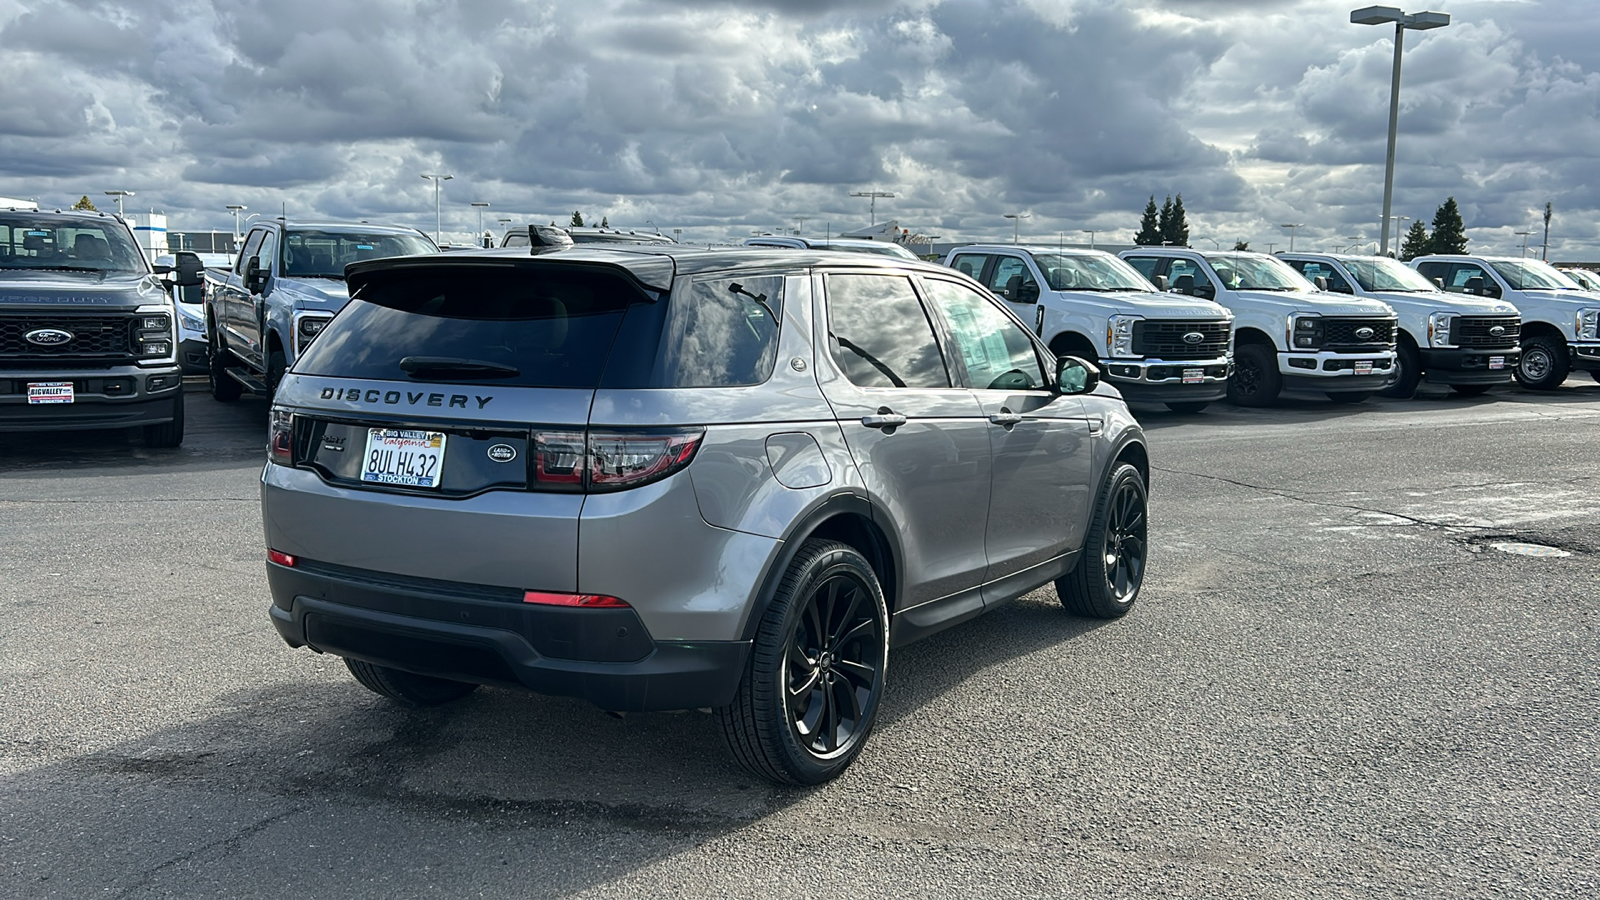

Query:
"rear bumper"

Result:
[[267, 560, 750, 711], [0, 368, 182, 432], [1419, 347, 1520, 385]]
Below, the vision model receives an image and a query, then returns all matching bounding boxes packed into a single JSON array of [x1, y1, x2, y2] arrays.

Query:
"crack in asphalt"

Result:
[[1153, 466, 1492, 532], [109, 808, 302, 900]]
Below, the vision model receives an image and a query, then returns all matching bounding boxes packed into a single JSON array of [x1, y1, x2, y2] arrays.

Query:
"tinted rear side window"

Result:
[[296, 266, 644, 388]]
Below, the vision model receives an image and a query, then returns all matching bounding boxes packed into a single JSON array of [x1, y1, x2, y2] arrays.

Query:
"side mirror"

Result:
[[1055, 355, 1101, 395], [1482, 280, 1502, 298], [1462, 276, 1484, 295], [175, 252, 205, 288], [245, 256, 266, 294], [1153, 274, 1169, 292], [1314, 275, 1329, 291], [1433, 277, 1445, 289], [1192, 282, 1216, 300], [1017, 281, 1041, 304], [152, 264, 173, 276]]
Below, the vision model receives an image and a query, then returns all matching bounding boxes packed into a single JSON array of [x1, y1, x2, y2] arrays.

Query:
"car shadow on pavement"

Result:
[[0, 589, 1109, 896], [0, 389, 269, 476]]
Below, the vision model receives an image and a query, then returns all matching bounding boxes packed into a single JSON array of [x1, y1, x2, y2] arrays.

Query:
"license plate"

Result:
[[1489, 356, 1506, 370], [1182, 367, 1204, 384], [1354, 360, 1373, 376], [361, 429, 447, 489], [27, 382, 73, 405]]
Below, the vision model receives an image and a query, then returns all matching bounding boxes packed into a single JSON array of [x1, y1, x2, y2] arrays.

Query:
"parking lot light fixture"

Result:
[[471, 201, 490, 247], [1280, 223, 1305, 252], [1081, 229, 1096, 250], [420, 173, 453, 245], [1515, 230, 1533, 257], [104, 190, 134, 217], [849, 190, 896, 226], [1004, 212, 1031, 245], [225, 204, 247, 241], [1351, 6, 1451, 256]]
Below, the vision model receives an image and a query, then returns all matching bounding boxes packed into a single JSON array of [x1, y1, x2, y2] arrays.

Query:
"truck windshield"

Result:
[[1204, 253, 1311, 292], [1030, 252, 1154, 292], [1342, 257, 1439, 293], [282, 231, 437, 278], [0, 215, 147, 274], [1488, 260, 1580, 291]]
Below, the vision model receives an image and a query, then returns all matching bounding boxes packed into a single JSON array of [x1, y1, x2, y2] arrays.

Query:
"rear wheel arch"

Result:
[[1112, 438, 1149, 485], [740, 497, 902, 642]]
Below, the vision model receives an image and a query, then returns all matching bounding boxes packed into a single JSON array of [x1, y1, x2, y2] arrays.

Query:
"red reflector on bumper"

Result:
[[268, 549, 297, 567], [522, 590, 629, 608]]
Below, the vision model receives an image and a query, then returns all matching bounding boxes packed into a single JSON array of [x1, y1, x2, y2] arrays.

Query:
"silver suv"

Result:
[[263, 246, 1149, 784]]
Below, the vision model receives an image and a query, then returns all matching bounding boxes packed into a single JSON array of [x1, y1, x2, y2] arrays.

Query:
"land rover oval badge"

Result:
[[1355, 327, 1376, 340], [24, 328, 74, 346], [487, 443, 517, 463], [1182, 331, 1205, 344]]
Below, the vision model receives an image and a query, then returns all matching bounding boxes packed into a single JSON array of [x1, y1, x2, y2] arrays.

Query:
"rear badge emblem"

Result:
[[1182, 332, 1204, 344], [1355, 327, 1376, 340], [24, 328, 74, 346], [487, 443, 517, 463], [1489, 325, 1506, 336]]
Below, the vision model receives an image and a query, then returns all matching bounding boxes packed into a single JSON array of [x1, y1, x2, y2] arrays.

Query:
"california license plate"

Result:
[[361, 429, 447, 488], [1489, 356, 1506, 370], [27, 382, 73, 405], [1354, 360, 1373, 376], [1182, 368, 1204, 384]]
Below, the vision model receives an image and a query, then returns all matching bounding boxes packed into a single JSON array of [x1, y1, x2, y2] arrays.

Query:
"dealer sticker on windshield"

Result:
[[361, 428, 447, 489], [27, 382, 74, 405], [1489, 356, 1506, 370], [1182, 368, 1204, 384], [1354, 360, 1373, 376]]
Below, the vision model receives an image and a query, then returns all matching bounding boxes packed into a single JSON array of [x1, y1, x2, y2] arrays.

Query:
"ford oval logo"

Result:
[[1355, 327, 1376, 340], [1489, 325, 1506, 336], [24, 328, 75, 346], [1182, 331, 1205, 344], [486, 443, 517, 463]]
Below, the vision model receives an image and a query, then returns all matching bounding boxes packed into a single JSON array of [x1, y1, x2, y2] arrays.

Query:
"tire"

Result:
[[1164, 401, 1209, 414], [716, 539, 889, 786], [208, 325, 242, 402], [344, 658, 478, 707], [141, 392, 185, 448], [1057, 462, 1147, 619], [1380, 341, 1421, 399], [1449, 383, 1494, 397], [1515, 334, 1570, 390], [1591, 370, 1600, 384], [1226, 343, 1280, 407], [265, 347, 287, 399], [1325, 391, 1373, 404]]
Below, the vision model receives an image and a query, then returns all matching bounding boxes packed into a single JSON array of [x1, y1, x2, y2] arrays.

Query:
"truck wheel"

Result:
[[716, 539, 889, 786], [1325, 391, 1373, 404], [1226, 344, 1280, 407], [1515, 335, 1569, 390], [141, 392, 185, 448], [208, 329, 242, 402], [1165, 401, 1209, 414], [1380, 342, 1421, 399], [266, 348, 287, 399], [344, 658, 478, 707], [1449, 384, 1494, 397], [1057, 462, 1146, 619]]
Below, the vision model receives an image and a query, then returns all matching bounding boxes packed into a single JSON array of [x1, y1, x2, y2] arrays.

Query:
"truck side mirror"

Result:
[[1153, 274, 1169, 292], [1481, 280, 1501, 298], [1192, 282, 1216, 300], [245, 256, 266, 294], [1055, 356, 1101, 395], [175, 252, 205, 288], [1017, 281, 1040, 303], [1462, 276, 1484, 295], [1314, 275, 1329, 291]]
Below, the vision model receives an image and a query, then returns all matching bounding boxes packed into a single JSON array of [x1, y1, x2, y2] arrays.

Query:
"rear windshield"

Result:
[[296, 265, 785, 389]]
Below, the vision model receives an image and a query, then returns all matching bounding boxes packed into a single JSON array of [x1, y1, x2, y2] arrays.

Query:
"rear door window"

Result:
[[824, 273, 950, 389]]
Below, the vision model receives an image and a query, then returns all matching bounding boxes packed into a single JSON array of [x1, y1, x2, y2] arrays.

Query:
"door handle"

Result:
[[988, 411, 1023, 427], [861, 410, 907, 430]]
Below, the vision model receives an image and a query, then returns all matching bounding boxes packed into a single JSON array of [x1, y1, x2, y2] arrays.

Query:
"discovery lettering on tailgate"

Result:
[[319, 386, 493, 409]]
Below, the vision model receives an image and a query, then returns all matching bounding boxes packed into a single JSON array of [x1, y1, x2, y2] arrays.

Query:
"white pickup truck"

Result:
[[945, 245, 1233, 413], [1120, 248, 1398, 405], [1279, 252, 1520, 397], [1411, 255, 1600, 390]]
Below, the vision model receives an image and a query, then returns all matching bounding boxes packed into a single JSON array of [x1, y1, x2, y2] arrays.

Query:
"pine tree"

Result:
[[1429, 197, 1468, 254], [1232, 240, 1250, 251], [1399, 221, 1432, 261], [72, 195, 96, 211], [1156, 196, 1174, 244], [600, 216, 608, 228], [570, 211, 584, 227], [1134, 196, 1161, 245], [1163, 194, 1190, 247]]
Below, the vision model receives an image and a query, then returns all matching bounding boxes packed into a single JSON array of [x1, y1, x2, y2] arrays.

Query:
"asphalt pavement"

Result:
[[1, 378, 1596, 899]]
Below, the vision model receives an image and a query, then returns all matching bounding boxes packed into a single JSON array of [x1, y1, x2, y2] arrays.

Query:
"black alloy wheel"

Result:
[[1226, 344, 1279, 407], [1058, 462, 1148, 619], [718, 539, 889, 785]]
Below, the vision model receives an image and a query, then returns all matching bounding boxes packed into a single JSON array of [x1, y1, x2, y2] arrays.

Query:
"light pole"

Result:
[[1004, 213, 1031, 245], [1515, 230, 1533, 257], [420, 173, 453, 245], [1081, 229, 1096, 250], [1279, 223, 1305, 252], [104, 190, 134, 217], [673, 228, 682, 243], [470, 201, 490, 247], [1351, 6, 1451, 256], [793, 215, 811, 236], [849, 190, 896, 226], [1202, 237, 1221, 250], [225, 204, 247, 241]]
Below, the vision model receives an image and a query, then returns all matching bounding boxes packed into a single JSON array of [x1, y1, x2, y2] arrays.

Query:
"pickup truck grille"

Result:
[[1452, 316, 1520, 349], [1323, 318, 1396, 349], [0, 313, 138, 362], [1132, 320, 1232, 360]]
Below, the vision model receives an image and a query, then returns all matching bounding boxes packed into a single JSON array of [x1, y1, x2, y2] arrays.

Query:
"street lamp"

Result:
[[1351, 6, 1451, 256], [1279, 223, 1305, 252], [1004, 212, 1031, 245], [470, 201, 490, 246], [104, 190, 134, 217], [420, 173, 453, 245], [1202, 237, 1221, 250], [849, 190, 896, 226], [673, 228, 683, 243], [1515, 230, 1533, 257], [1081, 229, 1096, 250], [225, 204, 247, 241]]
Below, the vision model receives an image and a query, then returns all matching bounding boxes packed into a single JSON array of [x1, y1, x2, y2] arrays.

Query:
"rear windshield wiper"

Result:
[[399, 356, 521, 379]]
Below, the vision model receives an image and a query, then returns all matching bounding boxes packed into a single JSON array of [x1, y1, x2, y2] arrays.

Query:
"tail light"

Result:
[[269, 407, 295, 465], [268, 549, 297, 567], [530, 428, 703, 492], [522, 590, 629, 608]]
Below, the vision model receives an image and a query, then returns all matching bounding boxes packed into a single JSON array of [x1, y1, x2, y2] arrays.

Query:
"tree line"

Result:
[[1129, 192, 1472, 259]]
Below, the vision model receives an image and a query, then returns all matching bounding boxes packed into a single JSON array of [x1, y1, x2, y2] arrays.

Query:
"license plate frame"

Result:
[[27, 382, 74, 405], [1489, 356, 1506, 370], [1353, 360, 1373, 376], [1182, 367, 1204, 384], [360, 428, 448, 489]]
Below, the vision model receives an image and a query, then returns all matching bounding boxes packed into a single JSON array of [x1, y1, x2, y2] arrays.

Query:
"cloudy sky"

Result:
[[2, 0, 1597, 257]]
